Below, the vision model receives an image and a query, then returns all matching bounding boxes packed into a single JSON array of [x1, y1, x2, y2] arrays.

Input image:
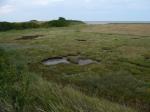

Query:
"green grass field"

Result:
[[0, 24, 150, 112]]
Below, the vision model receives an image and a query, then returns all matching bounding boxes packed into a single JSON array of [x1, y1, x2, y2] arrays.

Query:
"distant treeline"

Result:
[[0, 17, 84, 31]]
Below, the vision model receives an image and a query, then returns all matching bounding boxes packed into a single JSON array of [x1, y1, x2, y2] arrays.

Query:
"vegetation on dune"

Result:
[[44, 17, 84, 27], [0, 22, 40, 31], [0, 17, 84, 31], [0, 48, 136, 112], [44, 17, 70, 27]]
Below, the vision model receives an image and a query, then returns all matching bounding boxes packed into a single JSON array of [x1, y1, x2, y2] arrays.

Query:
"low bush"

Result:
[[0, 22, 13, 31], [44, 17, 70, 27], [0, 22, 40, 31]]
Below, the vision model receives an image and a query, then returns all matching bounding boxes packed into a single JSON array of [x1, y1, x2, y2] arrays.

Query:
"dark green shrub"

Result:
[[46, 17, 84, 27], [46, 17, 70, 27], [0, 22, 13, 31], [13, 22, 40, 30], [0, 21, 40, 31], [58, 17, 66, 21]]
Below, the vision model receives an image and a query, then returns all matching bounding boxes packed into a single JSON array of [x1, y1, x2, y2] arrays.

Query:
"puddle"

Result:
[[78, 59, 97, 65], [42, 57, 70, 65], [42, 55, 99, 66], [17, 35, 44, 40]]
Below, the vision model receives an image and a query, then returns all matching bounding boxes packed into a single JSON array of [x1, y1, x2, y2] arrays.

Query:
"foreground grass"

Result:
[[0, 24, 150, 111], [0, 48, 136, 112]]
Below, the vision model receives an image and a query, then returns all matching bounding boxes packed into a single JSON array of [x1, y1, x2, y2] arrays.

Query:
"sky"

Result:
[[0, 0, 150, 22]]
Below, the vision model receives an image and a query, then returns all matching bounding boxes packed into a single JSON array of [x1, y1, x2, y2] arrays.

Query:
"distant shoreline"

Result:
[[85, 21, 150, 24]]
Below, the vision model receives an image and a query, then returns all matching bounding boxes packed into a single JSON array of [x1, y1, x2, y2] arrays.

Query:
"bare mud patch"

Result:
[[132, 37, 140, 39], [76, 39, 87, 42], [16, 35, 44, 40], [101, 47, 112, 52]]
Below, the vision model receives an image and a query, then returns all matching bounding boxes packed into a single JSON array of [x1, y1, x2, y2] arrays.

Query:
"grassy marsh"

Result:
[[0, 24, 150, 112]]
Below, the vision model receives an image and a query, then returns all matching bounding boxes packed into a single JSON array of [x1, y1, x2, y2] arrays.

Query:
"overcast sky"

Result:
[[0, 0, 150, 22]]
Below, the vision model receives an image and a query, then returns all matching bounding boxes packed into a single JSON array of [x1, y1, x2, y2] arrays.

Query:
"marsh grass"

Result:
[[0, 24, 150, 112], [0, 48, 136, 112]]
